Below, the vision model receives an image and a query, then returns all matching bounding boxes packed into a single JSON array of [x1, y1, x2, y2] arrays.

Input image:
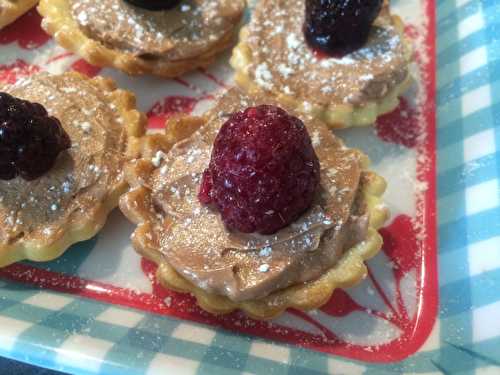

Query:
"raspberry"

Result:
[[0, 92, 71, 181], [123, 0, 181, 11], [304, 0, 383, 56], [199, 105, 320, 235]]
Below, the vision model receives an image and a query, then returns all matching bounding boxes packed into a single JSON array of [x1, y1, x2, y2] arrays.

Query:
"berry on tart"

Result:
[[123, 0, 182, 11], [199, 105, 320, 235], [304, 0, 384, 56], [0, 92, 70, 181]]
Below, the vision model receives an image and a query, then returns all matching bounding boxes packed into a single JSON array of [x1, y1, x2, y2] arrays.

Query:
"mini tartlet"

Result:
[[0, 72, 146, 267], [120, 88, 389, 319], [0, 0, 38, 29], [231, 0, 413, 128], [38, 0, 246, 77]]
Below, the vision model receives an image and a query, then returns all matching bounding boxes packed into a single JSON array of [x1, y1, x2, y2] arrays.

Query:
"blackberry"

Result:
[[0, 92, 71, 181], [199, 105, 320, 235], [304, 0, 383, 56], [123, 0, 182, 11]]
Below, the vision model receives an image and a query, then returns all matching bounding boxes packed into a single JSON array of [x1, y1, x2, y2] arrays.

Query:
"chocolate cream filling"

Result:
[[0, 73, 127, 246], [133, 89, 370, 302], [243, 0, 411, 106], [70, 0, 245, 60]]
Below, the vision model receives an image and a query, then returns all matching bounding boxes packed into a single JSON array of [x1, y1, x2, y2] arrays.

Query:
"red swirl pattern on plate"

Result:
[[147, 96, 202, 128], [70, 59, 102, 78], [0, 60, 41, 84], [0, 9, 50, 49], [375, 98, 421, 149]]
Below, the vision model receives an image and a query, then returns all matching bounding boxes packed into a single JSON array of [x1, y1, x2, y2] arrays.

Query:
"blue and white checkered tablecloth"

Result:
[[435, 1, 500, 374], [1, 1, 500, 374]]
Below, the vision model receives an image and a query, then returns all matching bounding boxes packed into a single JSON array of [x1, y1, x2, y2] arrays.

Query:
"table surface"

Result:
[[0, 357, 66, 375]]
